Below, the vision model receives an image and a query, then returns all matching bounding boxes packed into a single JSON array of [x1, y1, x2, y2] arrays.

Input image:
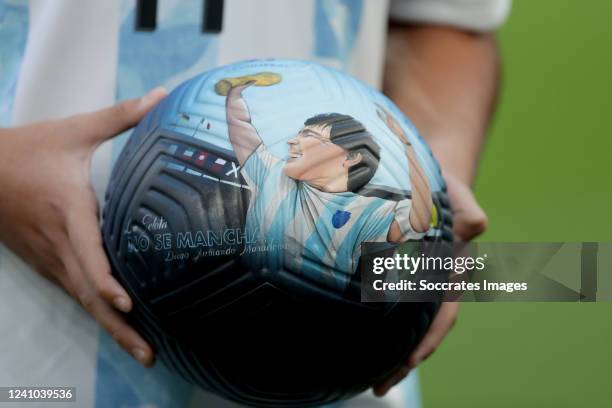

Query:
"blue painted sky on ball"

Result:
[[162, 59, 445, 193]]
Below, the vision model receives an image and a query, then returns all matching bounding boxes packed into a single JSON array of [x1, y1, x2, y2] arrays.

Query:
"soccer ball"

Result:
[[102, 59, 452, 407]]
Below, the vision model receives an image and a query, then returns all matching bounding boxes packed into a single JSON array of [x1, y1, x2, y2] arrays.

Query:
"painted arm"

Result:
[[377, 106, 433, 241], [383, 24, 497, 240], [403, 136, 434, 233], [225, 83, 264, 166]]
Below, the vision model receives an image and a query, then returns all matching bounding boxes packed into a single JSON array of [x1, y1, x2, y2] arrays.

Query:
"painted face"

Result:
[[283, 125, 349, 189]]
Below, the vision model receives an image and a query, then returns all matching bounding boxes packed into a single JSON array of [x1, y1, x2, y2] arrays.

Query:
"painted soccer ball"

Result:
[[102, 59, 452, 407]]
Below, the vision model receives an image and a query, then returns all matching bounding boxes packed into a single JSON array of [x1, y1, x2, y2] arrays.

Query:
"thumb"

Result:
[[72, 86, 168, 145], [445, 174, 488, 241]]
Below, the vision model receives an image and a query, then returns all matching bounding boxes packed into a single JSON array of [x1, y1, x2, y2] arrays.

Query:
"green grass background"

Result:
[[420, 1, 612, 407]]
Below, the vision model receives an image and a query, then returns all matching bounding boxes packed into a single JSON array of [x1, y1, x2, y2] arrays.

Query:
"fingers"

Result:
[[65, 197, 132, 313], [60, 242, 154, 367], [407, 302, 459, 367], [373, 303, 459, 397], [445, 174, 488, 241], [67, 86, 167, 146], [87, 294, 155, 367], [376, 105, 408, 141], [372, 365, 411, 397], [227, 82, 254, 97]]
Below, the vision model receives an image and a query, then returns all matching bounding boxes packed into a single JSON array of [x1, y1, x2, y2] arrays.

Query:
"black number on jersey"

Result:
[[202, 0, 224, 33], [135, 0, 224, 33]]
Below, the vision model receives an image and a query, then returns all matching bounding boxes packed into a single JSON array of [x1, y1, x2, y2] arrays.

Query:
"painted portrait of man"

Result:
[[220, 74, 433, 289]]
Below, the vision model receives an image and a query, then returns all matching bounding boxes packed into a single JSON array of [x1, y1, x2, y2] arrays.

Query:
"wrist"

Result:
[[428, 138, 478, 187]]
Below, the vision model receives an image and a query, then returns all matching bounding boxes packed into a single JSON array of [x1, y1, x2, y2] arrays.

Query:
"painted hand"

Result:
[[215, 71, 282, 96]]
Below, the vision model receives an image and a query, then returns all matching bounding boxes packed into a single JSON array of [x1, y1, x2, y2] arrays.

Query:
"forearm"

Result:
[[225, 86, 262, 165], [383, 23, 501, 185], [406, 146, 433, 232]]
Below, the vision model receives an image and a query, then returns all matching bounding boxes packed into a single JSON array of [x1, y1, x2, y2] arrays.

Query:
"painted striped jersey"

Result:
[[241, 144, 423, 291]]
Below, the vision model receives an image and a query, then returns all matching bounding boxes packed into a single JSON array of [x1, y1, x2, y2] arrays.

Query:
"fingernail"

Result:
[[113, 296, 131, 313], [132, 348, 149, 365], [138, 86, 167, 110]]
